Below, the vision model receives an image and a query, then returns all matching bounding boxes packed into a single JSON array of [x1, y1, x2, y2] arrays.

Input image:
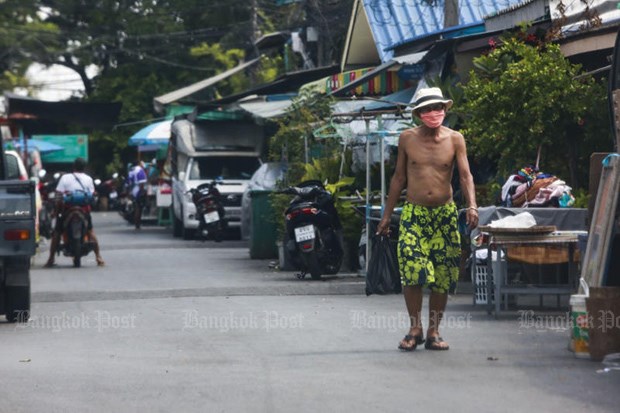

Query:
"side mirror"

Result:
[[38, 169, 47, 179], [112, 172, 119, 179], [178, 171, 186, 181], [94, 179, 102, 186]]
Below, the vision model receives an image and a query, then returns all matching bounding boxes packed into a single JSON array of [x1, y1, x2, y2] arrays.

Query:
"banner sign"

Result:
[[34, 134, 88, 163]]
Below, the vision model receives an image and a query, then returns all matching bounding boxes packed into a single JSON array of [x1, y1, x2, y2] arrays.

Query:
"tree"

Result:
[[0, 1, 52, 92], [2, 1, 354, 177], [460, 32, 612, 190]]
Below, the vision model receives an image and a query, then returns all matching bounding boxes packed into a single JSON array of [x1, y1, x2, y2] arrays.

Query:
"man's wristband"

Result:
[[467, 207, 478, 213]]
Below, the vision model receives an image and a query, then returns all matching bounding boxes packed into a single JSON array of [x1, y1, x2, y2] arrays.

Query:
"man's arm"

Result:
[[376, 131, 409, 235], [454, 132, 478, 229]]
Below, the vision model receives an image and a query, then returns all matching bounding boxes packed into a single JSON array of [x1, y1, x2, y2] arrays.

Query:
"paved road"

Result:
[[0, 212, 618, 412]]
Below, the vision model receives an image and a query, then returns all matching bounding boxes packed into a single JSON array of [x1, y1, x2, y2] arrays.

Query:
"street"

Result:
[[0, 212, 619, 413]]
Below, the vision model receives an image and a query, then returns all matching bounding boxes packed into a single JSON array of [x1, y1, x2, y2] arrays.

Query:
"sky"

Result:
[[20, 63, 95, 101]]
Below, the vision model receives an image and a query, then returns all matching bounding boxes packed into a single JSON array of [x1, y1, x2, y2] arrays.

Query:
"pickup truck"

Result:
[[0, 138, 36, 322]]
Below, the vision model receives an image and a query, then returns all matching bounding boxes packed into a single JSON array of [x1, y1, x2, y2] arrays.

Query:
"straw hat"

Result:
[[411, 87, 453, 112]]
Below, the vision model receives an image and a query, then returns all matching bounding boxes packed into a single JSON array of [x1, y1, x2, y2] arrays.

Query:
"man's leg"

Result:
[[134, 200, 141, 229], [88, 230, 105, 266], [44, 232, 60, 267], [396, 203, 427, 351], [424, 203, 458, 350], [399, 285, 424, 350], [427, 290, 449, 348]]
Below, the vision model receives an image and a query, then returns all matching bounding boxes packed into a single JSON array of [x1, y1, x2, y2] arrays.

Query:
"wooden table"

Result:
[[483, 230, 582, 317]]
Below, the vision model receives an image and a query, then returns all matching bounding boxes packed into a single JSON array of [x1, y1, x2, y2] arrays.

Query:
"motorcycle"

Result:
[[279, 180, 344, 280], [37, 170, 61, 239], [118, 176, 136, 224], [106, 173, 121, 210], [58, 191, 95, 268], [94, 173, 120, 211], [189, 180, 226, 241]]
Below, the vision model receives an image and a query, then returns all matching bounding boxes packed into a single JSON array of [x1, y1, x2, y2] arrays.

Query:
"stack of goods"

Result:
[[500, 166, 575, 208]]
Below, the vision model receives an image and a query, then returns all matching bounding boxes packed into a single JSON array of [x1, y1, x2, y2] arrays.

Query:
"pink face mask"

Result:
[[419, 110, 445, 129]]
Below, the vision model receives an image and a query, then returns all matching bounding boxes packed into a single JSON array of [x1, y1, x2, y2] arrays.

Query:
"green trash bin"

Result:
[[249, 190, 279, 259]]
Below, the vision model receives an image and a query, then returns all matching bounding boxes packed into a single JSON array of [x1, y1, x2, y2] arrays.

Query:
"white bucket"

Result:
[[569, 293, 590, 359]]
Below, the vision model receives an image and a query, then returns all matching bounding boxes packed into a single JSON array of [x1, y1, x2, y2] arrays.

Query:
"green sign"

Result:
[[34, 135, 88, 163]]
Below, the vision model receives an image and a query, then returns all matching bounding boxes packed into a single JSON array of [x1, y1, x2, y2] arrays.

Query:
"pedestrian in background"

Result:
[[128, 161, 147, 229]]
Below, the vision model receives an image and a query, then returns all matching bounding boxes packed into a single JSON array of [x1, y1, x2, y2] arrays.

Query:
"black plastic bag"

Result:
[[365, 235, 402, 296]]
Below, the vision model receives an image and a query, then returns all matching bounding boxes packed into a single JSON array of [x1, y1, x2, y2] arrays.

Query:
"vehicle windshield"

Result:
[[188, 156, 261, 180], [4, 154, 20, 180]]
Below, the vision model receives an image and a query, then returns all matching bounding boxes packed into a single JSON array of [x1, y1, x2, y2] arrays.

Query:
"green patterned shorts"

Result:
[[397, 202, 461, 293]]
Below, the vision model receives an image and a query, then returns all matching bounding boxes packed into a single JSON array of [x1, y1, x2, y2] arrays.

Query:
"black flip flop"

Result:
[[398, 334, 425, 351], [424, 336, 450, 350]]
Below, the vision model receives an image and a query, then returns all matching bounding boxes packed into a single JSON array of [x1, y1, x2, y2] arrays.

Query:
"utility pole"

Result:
[[250, 0, 260, 83], [444, 0, 459, 28], [251, 0, 260, 56]]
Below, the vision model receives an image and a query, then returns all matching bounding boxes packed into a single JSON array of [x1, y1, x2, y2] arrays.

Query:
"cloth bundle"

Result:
[[501, 166, 575, 208]]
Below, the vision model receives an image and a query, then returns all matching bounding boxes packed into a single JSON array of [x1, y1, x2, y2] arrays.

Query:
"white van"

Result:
[[169, 117, 264, 239]]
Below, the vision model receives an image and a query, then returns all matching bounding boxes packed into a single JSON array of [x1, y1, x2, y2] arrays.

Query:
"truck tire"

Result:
[[172, 200, 182, 238], [183, 226, 195, 240], [4, 257, 31, 323]]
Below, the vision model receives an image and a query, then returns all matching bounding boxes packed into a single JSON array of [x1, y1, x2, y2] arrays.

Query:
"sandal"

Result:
[[424, 336, 450, 350], [398, 334, 425, 352]]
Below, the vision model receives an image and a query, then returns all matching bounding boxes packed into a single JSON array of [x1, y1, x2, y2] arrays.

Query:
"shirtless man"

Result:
[[376, 87, 478, 351]]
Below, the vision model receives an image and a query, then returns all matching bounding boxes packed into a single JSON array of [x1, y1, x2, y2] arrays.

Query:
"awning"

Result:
[[330, 87, 416, 114], [328, 61, 397, 97], [328, 51, 427, 97], [200, 65, 339, 107], [4, 92, 121, 128], [153, 57, 262, 113], [237, 96, 294, 119], [8, 138, 64, 153]]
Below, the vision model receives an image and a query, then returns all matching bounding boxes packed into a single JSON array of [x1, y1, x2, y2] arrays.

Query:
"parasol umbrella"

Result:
[[9, 138, 64, 154], [128, 120, 172, 146]]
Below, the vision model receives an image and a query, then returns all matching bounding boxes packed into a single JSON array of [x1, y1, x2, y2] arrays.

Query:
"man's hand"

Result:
[[375, 217, 391, 236], [466, 208, 479, 229]]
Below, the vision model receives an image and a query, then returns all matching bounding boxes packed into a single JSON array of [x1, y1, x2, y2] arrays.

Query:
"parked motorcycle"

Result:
[[58, 191, 95, 268], [189, 180, 226, 241], [279, 180, 344, 280], [37, 170, 61, 239], [95, 173, 120, 211], [117, 175, 136, 224]]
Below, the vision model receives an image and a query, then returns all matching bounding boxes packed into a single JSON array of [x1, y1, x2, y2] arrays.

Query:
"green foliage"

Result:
[[572, 188, 590, 209], [461, 33, 612, 190], [0, 1, 50, 91], [268, 89, 334, 166], [301, 157, 342, 185]]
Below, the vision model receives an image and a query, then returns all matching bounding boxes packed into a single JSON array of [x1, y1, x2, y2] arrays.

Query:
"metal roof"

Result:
[[362, 0, 525, 62], [153, 57, 262, 113]]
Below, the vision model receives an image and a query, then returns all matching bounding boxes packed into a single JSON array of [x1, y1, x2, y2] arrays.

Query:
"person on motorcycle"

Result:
[[44, 157, 105, 267], [128, 160, 148, 229]]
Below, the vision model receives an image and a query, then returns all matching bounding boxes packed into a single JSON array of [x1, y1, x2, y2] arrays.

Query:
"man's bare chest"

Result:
[[405, 137, 455, 168]]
